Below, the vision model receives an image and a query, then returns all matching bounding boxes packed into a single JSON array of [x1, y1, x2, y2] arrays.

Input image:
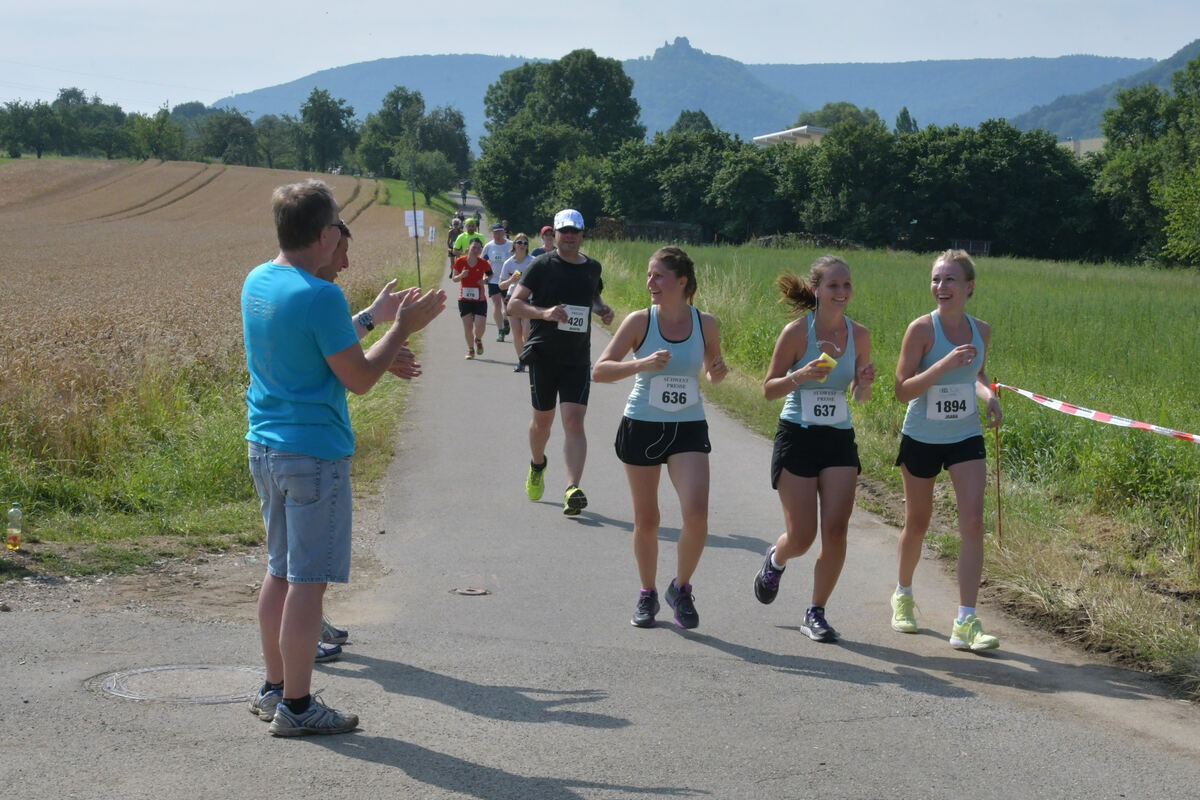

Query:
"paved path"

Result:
[[7, 266, 1200, 799]]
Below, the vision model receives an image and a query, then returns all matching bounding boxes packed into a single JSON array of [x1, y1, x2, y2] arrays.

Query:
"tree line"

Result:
[[473, 49, 1200, 266], [4, 49, 1199, 265], [0, 86, 472, 204]]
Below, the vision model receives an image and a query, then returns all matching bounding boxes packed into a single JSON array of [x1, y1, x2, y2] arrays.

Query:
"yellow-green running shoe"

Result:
[[525, 459, 546, 501], [475, 337, 483, 355], [563, 485, 588, 516], [890, 591, 918, 633], [950, 614, 999, 651]]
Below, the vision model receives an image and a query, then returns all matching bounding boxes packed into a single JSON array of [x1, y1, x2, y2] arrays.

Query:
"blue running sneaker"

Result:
[[249, 685, 282, 721], [315, 641, 342, 663], [268, 694, 358, 737]]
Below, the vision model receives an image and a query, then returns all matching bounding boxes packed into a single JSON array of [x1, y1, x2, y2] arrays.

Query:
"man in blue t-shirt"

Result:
[[242, 179, 445, 736]]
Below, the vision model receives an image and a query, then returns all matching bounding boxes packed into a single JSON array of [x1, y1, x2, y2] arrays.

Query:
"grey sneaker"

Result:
[[664, 579, 699, 629], [631, 589, 660, 628], [321, 616, 348, 645], [268, 695, 358, 737], [249, 686, 282, 721]]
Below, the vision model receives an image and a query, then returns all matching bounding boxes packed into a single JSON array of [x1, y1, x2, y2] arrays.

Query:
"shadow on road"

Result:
[[838, 635, 1175, 702], [328, 652, 631, 729], [677, 630, 973, 698], [307, 734, 702, 800]]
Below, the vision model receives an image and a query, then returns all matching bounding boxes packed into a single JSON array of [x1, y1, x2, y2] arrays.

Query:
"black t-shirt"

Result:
[[519, 251, 604, 365]]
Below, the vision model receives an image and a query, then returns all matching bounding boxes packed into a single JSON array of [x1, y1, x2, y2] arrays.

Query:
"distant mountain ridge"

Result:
[[212, 37, 1165, 147], [1011, 38, 1200, 139]]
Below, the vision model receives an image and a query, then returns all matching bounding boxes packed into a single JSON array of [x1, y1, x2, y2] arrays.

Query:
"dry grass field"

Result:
[[0, 159, 439, 443], [0, 159, 444, 573]]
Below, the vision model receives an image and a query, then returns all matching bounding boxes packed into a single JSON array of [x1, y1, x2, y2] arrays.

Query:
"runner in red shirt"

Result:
[[452, 238, 493, 359]]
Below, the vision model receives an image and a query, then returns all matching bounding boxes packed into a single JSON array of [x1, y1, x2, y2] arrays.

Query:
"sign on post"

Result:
[[405, 209, 426, 238]]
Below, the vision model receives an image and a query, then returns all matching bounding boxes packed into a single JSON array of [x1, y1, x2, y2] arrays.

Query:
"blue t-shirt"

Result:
[[241, 261, 359, 460]]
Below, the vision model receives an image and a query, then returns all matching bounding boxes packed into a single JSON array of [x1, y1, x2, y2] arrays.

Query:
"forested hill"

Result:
[[1011, 38, 1200, 139], [212, 37, 1157, 146]]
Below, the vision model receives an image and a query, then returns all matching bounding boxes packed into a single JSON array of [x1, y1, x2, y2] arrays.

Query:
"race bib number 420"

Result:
[[649, 375, 699, 412], [557, 304, 590, 333], [800, 388, 847, 424], [926, 383, 976, 421]]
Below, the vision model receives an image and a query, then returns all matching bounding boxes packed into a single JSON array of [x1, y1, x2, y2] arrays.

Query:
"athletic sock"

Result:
[[957, 606, 975, 623], [262, 680, 283, 694], [896, 584, 913, 596], [770, 553, 785, 570], [531, 459, 546, 472], [284, 694, 312, 715]]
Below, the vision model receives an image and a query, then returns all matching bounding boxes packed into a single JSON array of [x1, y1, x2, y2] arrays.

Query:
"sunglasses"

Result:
[[514, 240, 529, 245]]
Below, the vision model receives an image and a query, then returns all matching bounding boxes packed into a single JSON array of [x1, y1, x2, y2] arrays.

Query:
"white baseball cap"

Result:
[[553, 209, 585, 231]]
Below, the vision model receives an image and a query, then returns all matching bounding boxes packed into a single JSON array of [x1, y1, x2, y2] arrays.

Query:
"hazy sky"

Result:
[[5, 1, 1198, 114]]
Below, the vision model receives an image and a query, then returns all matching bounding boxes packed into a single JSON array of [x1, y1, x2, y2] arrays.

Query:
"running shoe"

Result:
[[475, 337, 484, 355], [268, 694, 358, 737], [320, 617, 348, 645], [513, 364, 525, 373], [315, 641, 342, 663], [801, 606, 838, 642], [563, 485, 588, 516], [665, 579, 699, 629], [890, 591, 918, 633], [248, 685, 282, 721], [465, 350, 475, 360], [754, 546, 785, 604], [526, 459, 546, 501], [497, 332, 505, 342], [631, 589, 660, 628], [949, 614, 1000, 651]]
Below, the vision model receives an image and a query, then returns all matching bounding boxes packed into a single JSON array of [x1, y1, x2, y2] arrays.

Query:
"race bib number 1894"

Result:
[[926, 383, 976, 421]]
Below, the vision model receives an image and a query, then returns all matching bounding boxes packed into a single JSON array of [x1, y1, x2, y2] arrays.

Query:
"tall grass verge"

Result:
[[591, 239, 1200, 696]]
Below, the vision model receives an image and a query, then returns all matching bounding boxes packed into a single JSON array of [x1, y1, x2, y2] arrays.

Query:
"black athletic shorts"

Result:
[[771, 420, 860, 487], [894, 434, 986, 479], [487, 283, 503, 297], [458, 299, 489, 318], [527, 359, 590, 410], [614, 417, 711, 466]]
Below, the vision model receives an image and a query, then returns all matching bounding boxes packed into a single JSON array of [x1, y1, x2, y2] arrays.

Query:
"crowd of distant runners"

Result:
[[240, 179, 1001, 736]]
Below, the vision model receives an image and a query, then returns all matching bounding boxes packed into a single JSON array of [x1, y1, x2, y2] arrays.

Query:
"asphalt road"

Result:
[[5, 263, 1200, 799]]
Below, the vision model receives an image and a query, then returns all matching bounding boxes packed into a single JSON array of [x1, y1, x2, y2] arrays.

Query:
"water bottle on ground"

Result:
[[6, 502, 21, 551]]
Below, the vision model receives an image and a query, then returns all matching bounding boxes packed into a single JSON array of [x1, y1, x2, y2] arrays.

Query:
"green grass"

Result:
[[591, 239, 1200, 694], [0, 268, 423, 583], [377, 178, 458, 218]]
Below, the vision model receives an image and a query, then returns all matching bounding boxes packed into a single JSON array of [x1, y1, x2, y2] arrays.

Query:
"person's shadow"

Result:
[[328, 652, 630, 729], [307, 734, 701, 799]]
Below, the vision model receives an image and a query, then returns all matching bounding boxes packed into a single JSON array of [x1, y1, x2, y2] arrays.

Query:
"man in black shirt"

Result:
[[507, 209, 614, 516]]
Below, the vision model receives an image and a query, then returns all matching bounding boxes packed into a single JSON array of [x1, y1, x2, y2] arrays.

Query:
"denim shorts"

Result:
[[248, 442, 352, 583]]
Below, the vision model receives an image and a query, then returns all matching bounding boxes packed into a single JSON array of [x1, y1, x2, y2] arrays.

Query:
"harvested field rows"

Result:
[[0, 160, 442, 455]]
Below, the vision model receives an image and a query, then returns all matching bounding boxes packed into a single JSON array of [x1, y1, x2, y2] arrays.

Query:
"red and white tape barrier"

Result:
[[993, 383, 1199, 444]]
